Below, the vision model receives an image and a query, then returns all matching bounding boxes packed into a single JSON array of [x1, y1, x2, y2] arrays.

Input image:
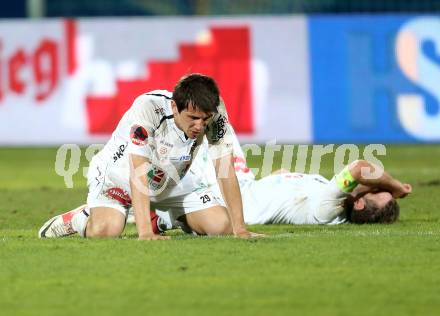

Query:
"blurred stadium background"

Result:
[[2, 0, 440, 145], [6, 0, 440, 17]]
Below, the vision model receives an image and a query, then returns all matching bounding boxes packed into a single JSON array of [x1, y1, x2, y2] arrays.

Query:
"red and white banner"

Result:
[[0, 17, 311, 144]]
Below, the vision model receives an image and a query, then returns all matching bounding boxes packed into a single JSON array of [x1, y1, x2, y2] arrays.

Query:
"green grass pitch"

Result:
[[0, 145, 439, 316]]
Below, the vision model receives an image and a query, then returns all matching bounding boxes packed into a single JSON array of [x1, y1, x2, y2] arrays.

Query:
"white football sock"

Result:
[[71, 206, 90, 237], [155, 210, 174, 231]]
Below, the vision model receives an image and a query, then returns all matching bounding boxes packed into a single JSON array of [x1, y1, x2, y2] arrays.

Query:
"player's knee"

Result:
[[185, 207, 233, 236], [205, 216, 232, 236], [86, 220, 122, 238]]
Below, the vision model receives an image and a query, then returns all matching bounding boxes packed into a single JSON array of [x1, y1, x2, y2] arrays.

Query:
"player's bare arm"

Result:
[[214, 153, 264, 239], [348, 160, 412, 199], [129, 154, 170, 241]]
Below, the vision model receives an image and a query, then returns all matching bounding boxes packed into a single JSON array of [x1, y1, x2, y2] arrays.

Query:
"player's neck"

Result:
[[173, 114, 189, 140]]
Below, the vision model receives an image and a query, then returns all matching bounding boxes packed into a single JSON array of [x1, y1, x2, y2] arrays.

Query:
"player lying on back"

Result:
[[229, 161, 411, 225], [218, 141, 410, 225]]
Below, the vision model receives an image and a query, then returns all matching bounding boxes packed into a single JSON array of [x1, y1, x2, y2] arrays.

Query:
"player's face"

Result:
[[172, 101, 213, 139], [362, 191, 393, 209]]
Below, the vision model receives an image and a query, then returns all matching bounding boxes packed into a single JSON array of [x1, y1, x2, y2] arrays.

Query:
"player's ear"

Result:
[[171, 100, 178, 115], [353, 198, 366, 211]]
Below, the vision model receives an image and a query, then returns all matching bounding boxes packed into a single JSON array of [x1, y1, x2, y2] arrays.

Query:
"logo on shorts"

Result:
[[130, 125, 148, 146], [104, 187, 132, 207]]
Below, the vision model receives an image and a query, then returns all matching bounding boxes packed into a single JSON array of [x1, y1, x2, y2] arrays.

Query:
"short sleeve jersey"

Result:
[[243, 166, 358, 225], [95, 90, 234, 201]]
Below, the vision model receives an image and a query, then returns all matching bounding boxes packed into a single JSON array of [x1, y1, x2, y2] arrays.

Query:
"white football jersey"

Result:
[[241, 172, 348, 225], [93, 90, 233, 202]]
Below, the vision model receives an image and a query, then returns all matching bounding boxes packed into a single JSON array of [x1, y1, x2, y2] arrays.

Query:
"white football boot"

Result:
[[38, 204, 87, 238]]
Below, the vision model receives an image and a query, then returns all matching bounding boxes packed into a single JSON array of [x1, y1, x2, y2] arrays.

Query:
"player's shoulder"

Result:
[[143, 90, 173, 101], [130, 90, 173, 123], [134, 90, 172, 109]]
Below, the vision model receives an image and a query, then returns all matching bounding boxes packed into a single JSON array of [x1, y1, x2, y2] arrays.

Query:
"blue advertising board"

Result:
[[309, 15, 440, 143]]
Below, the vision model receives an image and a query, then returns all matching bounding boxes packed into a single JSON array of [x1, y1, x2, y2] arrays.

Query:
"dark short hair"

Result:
[[172, 73, 220, 113], [347, 198, 400, 224]]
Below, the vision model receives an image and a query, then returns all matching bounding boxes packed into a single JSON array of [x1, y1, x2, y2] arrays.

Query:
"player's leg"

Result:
[[184, 206, 232, 235], [82, 155, 129, 237], [39, 153, 129, 238], [85, 207, 126, 237], [38, 204, 126, 238], [163, 188, 233, 236]]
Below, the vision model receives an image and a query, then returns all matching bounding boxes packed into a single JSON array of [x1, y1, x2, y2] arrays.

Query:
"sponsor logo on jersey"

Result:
[[179, 155, 191, 161], [159, 140, 173, 148], [113, 142, 127, 162], [211, 116, 227, 141], [154, 107, 165, 116], [104, 187, 132, 207], [169, 155, 191, 162], [147, 166, 166, 191], [313, 178, 327, 184], [130, 125, 148, 146], [159, 146, 168, 155], [283, 173, 304, 179]]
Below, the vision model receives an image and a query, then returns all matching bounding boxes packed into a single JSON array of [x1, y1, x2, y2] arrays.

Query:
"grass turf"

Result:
[[0, 145, 439, 316]]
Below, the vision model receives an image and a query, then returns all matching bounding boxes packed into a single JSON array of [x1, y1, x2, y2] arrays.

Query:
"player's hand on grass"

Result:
[[138, 233, 170, 241], [234, 229, 265, 239], [247, 231, 266, 238]]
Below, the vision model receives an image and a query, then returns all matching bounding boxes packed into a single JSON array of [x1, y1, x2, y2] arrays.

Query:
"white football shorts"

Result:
[[86, 156, 225, 221]]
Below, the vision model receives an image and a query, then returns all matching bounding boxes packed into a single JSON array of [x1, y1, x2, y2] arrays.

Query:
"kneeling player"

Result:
[[38, 74, 261, 240]]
